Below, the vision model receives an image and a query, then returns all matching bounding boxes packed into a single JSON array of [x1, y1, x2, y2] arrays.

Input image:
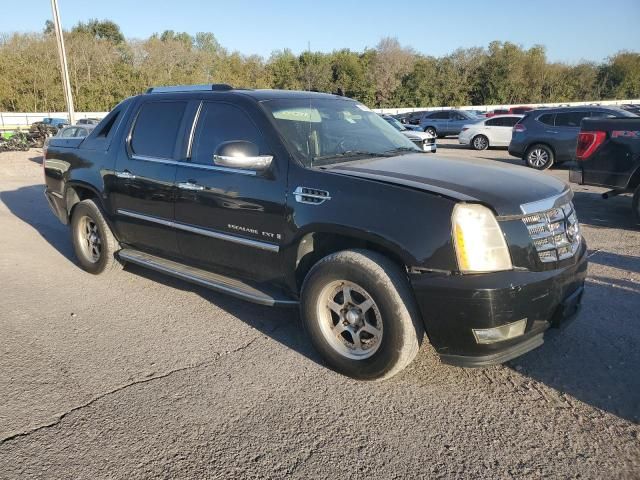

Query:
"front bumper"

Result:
[[410, 245, 588, 367], [424, 142, 437, 153]]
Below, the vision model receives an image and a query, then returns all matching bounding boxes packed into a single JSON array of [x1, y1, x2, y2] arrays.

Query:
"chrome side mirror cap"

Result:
[[213, 140, 273, 172]]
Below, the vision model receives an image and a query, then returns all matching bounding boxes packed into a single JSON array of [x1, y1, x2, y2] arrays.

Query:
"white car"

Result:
[[458, 114, 523, 150], [382, 115, 437, 152]]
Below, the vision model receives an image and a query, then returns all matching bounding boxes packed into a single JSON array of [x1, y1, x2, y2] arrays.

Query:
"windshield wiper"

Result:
[[384, 147, 421, 155], [312, 150, 389, 162]]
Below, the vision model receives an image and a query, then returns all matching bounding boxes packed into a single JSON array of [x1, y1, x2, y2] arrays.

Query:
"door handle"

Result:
[[177, 181, 204, 191], [545, 130, 559, 134], [115, 170, 136, 179]]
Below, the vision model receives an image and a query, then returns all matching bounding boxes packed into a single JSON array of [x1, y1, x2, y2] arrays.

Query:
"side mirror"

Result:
[[213, 141, 273, 172]]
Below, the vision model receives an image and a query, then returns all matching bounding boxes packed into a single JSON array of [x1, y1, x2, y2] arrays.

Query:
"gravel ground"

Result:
[[0, 144, 638, 479]]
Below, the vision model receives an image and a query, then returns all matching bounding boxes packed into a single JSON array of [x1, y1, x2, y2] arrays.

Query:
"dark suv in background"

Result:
[[509, 106, 636, 170]]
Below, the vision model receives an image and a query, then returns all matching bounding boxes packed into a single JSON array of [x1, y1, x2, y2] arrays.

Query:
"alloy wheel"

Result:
[[78, 215, 102, 263], [316, 280, 383, 360], [528, 148, 549, 168]]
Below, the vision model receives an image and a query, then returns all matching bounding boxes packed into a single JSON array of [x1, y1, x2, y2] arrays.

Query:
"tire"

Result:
[[525, 144, 554, 170], [71, 199, 122, 274], [300, 249, 424, 380], [424, 127, 437, 137], [472, 134, 489, 151], [633, 185, 640, 224]]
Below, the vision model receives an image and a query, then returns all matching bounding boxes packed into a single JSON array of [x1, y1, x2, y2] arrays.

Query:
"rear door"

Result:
[[493, 116, 520, 145], [448, 111, 470, 135], [173, 101, 287, 281], [111, 99, 190, 256], [553, 111, 590, 160], [422, 111, 449, 133]]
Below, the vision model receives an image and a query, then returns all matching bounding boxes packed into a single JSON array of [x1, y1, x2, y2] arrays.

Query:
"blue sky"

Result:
[[4, 0, 639, 63]]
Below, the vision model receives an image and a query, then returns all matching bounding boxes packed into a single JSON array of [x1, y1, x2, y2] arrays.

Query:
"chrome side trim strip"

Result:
[[50, 191, 64, 199], [186, 101, 203, 159], [178, 162, 258, 176], [116, 209, 279, 252], [131, 154, 180, 166], [520, 188, 573, 215], [129, 153, 257, 176]]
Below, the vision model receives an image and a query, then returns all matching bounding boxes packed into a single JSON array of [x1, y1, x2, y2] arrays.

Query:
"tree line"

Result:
[[0, 19, 638, 112]]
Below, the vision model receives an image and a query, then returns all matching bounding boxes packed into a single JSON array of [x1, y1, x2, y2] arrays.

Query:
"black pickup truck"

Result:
[[43, 84, 587, 380], [570, 117, 640, 222]]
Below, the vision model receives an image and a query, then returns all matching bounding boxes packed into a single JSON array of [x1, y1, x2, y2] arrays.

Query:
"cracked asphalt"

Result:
[[0, 144, 639, 479]]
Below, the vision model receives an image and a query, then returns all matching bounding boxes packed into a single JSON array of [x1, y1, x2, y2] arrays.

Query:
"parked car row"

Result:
[[509, 106, 636, 169], [381, 115, 436, 152]]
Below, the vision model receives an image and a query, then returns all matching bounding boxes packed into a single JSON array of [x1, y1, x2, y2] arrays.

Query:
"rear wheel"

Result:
[[300, 249, 424, 380], [472, 135, 489, 150], [525, 144, 554, 170], [71, 199, 122, 274], [425, 127, 437, 137]]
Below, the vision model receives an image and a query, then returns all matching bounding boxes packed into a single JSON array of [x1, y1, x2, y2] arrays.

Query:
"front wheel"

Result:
[[472, 135, 489, 150], [71, 199, 122, 274], [525, 144, 554, 170], [301, 250, 424, 380], [424, 127, 437, 137]]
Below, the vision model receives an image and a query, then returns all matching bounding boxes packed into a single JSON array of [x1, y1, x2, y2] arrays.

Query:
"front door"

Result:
[[553, 111, 590, 161], [110, 99, 190, 256], [174, 101, 287, 282]]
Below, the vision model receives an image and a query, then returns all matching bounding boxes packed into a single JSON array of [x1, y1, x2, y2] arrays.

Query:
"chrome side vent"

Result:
[[293, 186, 331, 205], [522, 202, 581, 263]]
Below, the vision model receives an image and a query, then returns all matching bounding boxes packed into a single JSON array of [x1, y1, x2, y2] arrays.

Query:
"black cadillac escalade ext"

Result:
[[43, 84, 587, 380]]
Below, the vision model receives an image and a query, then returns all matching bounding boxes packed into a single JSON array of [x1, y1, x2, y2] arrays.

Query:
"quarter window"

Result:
[[485, 118, 501, 126], [130, 101, 187, 159], [191, 102, 267, 166]]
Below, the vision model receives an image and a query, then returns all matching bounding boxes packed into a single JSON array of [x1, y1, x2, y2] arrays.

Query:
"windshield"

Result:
[[262, 98, 419, 167], [383, 116, 407, 131]]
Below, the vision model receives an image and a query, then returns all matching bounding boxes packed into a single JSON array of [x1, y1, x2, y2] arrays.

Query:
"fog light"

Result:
[[472, 319, 527, 344]]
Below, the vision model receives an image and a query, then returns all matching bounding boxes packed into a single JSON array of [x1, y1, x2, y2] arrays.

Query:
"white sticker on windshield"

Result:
[[355, 104, 372, 112]]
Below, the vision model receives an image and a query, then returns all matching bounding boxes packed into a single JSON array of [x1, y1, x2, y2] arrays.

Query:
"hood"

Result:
[[402, 130, 433, 140], [327, 153, 569, 216]]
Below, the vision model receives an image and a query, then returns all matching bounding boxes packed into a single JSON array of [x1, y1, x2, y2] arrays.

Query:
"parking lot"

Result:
[[0, 144, 638, 478]]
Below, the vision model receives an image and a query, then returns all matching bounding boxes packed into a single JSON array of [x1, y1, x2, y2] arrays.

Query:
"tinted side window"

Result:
[[537, 113, 555, 125], [428, 111, 449, 119], [501, 116, 520, 127], [554, 111, 589, 127], [590, 111, 616, 119], [191, 102, 267, 166], [60, 127, 77, 138], [485, 118, 501, 126], [130, 101, 187, 159], [451, 112, 467, 120]]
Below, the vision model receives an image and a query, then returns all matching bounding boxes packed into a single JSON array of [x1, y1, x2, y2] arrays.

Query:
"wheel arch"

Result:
[[292, 228, 413, 292], [65, 181, 103, 220], [472, 133, 490, 148], [625, 165, 640, 190], [525, 141, 556, 158]]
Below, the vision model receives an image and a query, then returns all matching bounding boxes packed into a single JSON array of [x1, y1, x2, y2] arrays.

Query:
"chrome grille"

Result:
[[522, 202, 581, 263]]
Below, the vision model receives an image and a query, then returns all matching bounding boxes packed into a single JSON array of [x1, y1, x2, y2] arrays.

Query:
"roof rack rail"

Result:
[[146, 84, 233, 94]]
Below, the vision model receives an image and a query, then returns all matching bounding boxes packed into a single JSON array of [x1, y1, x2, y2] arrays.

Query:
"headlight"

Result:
[[452, 203, 512, 273]]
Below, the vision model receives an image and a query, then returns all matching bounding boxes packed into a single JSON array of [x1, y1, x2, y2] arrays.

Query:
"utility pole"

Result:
[[50, 0, 75, 124]]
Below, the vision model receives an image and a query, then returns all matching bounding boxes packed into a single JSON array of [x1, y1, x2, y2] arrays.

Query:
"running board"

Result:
[[118, 248, 298, 307]]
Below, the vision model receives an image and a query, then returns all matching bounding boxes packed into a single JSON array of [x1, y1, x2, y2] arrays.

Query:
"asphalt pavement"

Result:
[[0, 144, 638, 479]]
